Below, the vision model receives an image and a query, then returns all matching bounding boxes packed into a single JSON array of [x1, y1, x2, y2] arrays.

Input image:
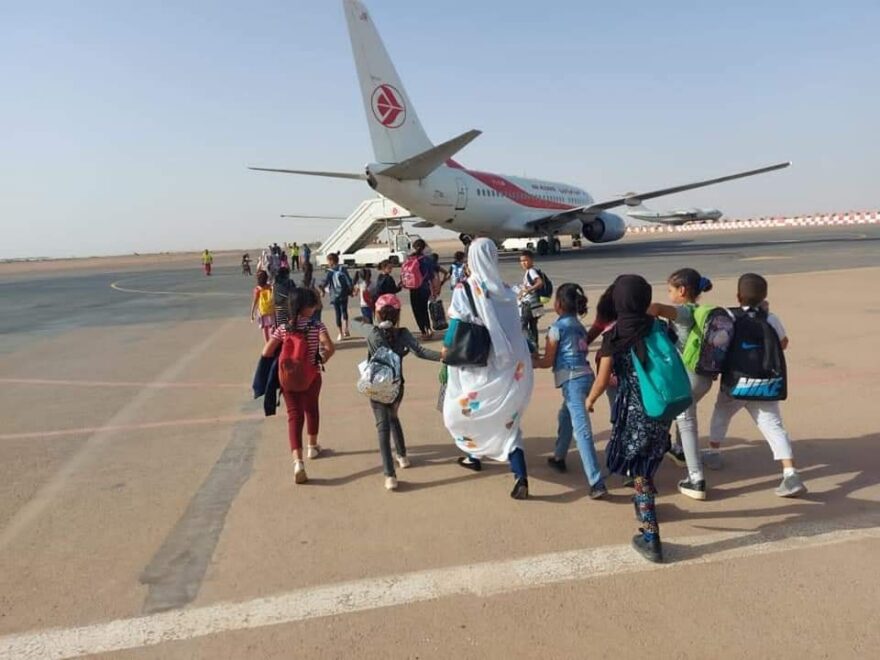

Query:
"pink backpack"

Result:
[[400, 256, 424, 290]]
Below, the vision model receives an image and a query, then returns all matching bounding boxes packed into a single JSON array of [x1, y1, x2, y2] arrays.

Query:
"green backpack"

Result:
[[681, 304, 711, 372], [632, 320, 693, 421]]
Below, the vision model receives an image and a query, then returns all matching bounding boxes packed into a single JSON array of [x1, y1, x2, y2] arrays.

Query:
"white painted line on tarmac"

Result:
[[1, 513, 877, 659], [0, 320, 236, 553], [0, 414, 263, 442], [0, 377, 246, 389], [110, 281, 244, 297]]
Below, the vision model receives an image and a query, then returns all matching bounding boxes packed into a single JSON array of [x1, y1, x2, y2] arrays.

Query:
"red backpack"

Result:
[[400, 256, 424, 290], [278, 326, 319, 392]]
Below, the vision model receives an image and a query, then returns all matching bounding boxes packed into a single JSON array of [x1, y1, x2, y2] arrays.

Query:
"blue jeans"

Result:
[[555, 374, 603, 487], [332, 298, 349, 328]]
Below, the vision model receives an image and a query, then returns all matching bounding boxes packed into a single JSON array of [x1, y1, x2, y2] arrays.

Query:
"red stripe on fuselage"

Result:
[[446, 159, 573, 211]]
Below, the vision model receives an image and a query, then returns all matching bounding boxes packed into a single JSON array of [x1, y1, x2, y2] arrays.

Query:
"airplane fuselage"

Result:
[[371, 160, 594, 240]]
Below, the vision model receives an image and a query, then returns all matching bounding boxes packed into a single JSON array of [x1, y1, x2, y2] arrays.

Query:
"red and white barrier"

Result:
[[626, 210, 879, 234]]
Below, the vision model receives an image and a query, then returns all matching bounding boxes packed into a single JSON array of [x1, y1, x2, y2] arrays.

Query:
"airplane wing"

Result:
[[249, 167, 368, 180], [527, 161, 790, 231]]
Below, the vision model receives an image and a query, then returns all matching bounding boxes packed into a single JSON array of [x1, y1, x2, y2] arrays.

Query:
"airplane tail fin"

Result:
[[343, 0, 434, 164]]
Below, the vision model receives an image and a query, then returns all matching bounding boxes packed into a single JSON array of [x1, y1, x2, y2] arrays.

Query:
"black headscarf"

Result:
[[600, 274, 655, 363]]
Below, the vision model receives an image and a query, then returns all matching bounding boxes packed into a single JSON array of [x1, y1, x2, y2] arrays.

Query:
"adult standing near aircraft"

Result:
[[442, 238, 534, 499], [201, 249, 213, 276], [401, 239, 435, 339], [290, 242, 300, 271], [302, 243, 312, 269]]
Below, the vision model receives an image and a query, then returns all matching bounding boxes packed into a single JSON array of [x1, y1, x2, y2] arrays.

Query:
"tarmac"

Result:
[[0, 225, 878, 659]]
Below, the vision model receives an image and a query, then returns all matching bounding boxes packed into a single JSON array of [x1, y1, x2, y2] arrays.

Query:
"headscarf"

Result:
[[466, 238, 517, 366], [600, 274, 654, 363]]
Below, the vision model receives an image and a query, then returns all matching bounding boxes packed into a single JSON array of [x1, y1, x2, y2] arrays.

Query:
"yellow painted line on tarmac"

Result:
[[0, 414, 263, 441], [110, 280, 244, 297], [1, 511, 877, 659]]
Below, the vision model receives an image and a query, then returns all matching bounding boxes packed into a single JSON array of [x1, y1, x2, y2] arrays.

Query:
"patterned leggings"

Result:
[[633, 477, 659, 537]]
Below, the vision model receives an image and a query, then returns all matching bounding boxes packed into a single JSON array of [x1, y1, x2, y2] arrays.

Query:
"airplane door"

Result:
[[455, 178, 468, 211]]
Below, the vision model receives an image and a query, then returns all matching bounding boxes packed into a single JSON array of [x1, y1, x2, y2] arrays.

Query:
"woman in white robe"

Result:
[[442, 238, 534, 499]]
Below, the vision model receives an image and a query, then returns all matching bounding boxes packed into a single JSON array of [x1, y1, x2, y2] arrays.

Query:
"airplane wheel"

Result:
[[536, 239, 549, 256], [552, 239, 562, 255]]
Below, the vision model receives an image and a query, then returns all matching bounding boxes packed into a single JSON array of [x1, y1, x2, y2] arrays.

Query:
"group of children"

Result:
[[253, 246, 805, 564]]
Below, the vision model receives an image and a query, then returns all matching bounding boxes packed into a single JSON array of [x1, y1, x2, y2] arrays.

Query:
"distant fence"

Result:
[[626, 210, 880, 234]]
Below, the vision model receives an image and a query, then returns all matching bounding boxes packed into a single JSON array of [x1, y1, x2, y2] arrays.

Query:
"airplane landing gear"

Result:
[[536, 238, 562, 256]]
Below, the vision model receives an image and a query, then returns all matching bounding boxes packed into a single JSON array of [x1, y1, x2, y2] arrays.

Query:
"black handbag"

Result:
[[443, 282, 491, 367]]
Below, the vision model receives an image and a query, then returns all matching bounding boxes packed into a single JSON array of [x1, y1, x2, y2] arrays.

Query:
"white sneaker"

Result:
[[395, 454, 411, 469], [385, 476, 398, 491], [293, 460, 308, 484], [307, 444, 321, 459], [336, 333, 343, 342]]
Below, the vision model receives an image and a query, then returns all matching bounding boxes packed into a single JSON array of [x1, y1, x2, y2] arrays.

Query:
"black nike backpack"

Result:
[[721, 307, 787, 401]]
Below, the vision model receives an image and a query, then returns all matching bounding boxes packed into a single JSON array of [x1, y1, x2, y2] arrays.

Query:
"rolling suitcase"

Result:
[[428, 298, 449, 331]]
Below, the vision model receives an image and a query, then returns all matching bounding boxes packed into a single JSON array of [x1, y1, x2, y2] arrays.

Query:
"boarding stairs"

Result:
[[317, 196, 415, 258]]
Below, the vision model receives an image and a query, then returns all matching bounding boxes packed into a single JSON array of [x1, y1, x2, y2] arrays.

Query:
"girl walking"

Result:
[[250, 271, 275, 341], [648, 268, 714, 500], [261, 287, 335, 484], [365, 295, 441, 491], [354, 268, 375, 324], [533, 283, 607, 499], [587, 275, 672, 562]]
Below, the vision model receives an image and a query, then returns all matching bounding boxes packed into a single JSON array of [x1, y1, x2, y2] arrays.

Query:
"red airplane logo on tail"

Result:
[[371, 84, 406, 129]]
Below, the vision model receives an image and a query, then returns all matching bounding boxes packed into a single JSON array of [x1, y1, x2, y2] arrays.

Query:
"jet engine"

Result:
[[582, 211, 627, 243]]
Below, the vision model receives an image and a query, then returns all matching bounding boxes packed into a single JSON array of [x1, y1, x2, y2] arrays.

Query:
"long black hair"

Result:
[[287, 286, 319, 329], [596, 283, 617, 323], [668, 267, 712, 301], [555, 283, 588, 316]]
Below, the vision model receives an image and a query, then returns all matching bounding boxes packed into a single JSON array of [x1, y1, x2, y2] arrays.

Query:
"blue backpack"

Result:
[[632, 320, 693, 421]]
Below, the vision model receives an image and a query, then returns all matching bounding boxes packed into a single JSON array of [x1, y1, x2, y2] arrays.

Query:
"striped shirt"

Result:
[[272, 318, 328, 365]]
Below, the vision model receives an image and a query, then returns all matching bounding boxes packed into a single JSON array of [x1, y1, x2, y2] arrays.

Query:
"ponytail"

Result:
[[669, 268, 711, 301], [555, 283, 589, 317]]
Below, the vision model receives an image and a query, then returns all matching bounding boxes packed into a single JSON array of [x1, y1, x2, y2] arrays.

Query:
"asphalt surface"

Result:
[[1, 226, 877, 353], [1, 224, 878, 659]]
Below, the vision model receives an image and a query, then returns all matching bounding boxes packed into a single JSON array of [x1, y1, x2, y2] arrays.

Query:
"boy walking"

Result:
[[707, 273, 806, 497], [322, 253, 353, 341], [518, 250, 545, 349]]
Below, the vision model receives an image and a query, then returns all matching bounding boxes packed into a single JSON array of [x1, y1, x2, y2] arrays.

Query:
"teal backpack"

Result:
[[632, 320, 693, 421]]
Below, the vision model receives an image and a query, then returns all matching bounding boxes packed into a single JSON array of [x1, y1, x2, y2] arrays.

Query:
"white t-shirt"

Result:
[[741, 307, 787, 340], [522, 268, 542, 302]]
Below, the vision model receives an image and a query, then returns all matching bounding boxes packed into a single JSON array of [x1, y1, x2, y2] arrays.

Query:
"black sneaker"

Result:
[[589, 483, 608, 500], [667, 445, 687, 468], [510, 477, 529, 500], [632, 530, 663, 563], [457, 456, 482, 472], [677, 477, 707, 501], [547, 456, 567, 473]]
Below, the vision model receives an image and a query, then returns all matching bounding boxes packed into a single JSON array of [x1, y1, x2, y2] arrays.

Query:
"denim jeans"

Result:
[[555, 374, 603, 487]]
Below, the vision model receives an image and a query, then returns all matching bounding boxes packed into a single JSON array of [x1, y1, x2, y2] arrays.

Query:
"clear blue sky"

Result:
[[1, 0, 877, 258]]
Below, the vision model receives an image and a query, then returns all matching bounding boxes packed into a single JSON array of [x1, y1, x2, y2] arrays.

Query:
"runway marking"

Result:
[[140, 412, 260, 614], [0, 414, 263, 441], [739, 255, 793, 261], [0, 320, 236, 553], [110, 281, 244, 298], [1, 512, 878, 659], [0, 377, 246, 390]]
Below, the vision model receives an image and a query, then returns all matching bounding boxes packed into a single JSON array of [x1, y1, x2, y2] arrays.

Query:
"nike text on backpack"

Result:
[[681, 305, 736, 376], [278, 327, 320, 393], [526, 269, 553, 300], [357, 346, 402, 404], [721, 308, 787, 401], [401, 255, 424, 290], [632, 320, 694, 421]]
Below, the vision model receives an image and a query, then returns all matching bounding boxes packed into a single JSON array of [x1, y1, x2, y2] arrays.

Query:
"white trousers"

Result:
[[675, 372, 715, 480], [709, 391, 793, 461]]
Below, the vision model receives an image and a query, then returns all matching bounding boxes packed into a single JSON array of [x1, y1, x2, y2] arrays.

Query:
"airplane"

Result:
[[250, 0, 790, 257], [626, 203, 724, 225]]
